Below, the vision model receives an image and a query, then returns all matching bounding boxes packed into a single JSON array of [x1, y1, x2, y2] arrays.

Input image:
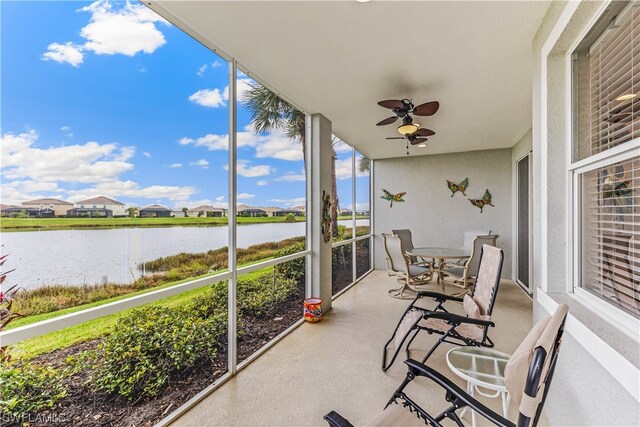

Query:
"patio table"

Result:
[[405, 247, 470, 291]]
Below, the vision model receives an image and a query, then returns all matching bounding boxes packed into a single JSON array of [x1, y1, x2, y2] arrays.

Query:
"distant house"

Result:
[[262, 207, 282, 217], [22, 198, 73, 217], [75, 196, 127, 217], [172, 210, 186, 218], [140, 204, 172, 218], [66, 208, 113, 218], [339, 210, 353, 217], [274, 209, 304, 217], [1, 207, 55, 218], [238, 208, 267, 217], [188, 205, 225, 217]]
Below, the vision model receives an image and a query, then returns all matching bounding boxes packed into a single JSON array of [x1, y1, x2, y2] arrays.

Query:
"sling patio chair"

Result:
[[383, 233, 434, 300], [325, 303, 570, 427], [382, 245, 503, 371], [440, 234, 499, 293], [392, 229, 431, 267]]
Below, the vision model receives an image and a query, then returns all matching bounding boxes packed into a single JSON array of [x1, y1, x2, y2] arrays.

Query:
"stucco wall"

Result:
[[532, 1, 640, 425], [372, 148, 512, 278]]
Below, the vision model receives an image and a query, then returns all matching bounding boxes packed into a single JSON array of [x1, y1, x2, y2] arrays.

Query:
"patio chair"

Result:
[[325, 303, 570, 427], [392, 229, 430, 266], [440, 234, 499, 292], [382, 244, 503, 371], [383, 233, 434, 300]]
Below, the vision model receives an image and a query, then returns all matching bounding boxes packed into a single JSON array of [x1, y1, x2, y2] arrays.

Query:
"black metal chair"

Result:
[[325, 303, 570, 427], [382, 245, 504, 371]]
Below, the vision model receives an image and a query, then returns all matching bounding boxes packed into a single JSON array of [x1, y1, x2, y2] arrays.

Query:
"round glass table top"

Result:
[[446, 347, 510, 390], [407, 247, 470, 259]]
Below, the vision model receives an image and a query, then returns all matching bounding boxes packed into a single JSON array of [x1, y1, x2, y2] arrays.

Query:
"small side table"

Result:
[[446, 347, 510, 427]]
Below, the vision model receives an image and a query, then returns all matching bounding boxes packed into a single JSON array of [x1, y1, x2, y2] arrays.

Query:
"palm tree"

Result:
[[243, 83, 340, 237]]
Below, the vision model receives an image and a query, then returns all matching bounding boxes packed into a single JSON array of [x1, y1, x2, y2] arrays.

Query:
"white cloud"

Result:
[[60, 125, 74, 137], [212, 60, 223, 68], [1, 131, 134, 184], [169, 163, 183, 168], [215, 196, 225, 202], [80, 0, 166, 56], [335, 158, 354, 180], [143, 151, 151, 158], [42, 1, 167, 67], [188, 78, 253, 109], [136, 65, 148, 73], [42, 42, 84, 67], [196, 64, 207, 76], [256, 180, 268, 186], [190, 159, 209, 168], [237, 193, 255, 200], [269, 197, 306, 207], [333, 140, 353, 153], [66, 180, 196, 203], [188, 88, 225, 108], [179, 127, 302, 161], [275, 172, 305, 182], [225, 160, 271, 177]]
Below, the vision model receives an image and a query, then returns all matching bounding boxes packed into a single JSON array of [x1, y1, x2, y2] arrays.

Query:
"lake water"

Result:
[[1, 220, 369, 289]]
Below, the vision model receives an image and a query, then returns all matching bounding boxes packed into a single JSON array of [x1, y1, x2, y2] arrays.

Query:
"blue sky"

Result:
[[1, 0, 369, 211]]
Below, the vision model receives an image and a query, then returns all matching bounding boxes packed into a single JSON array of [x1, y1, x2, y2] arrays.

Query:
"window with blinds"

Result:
[[573, 1, 639, 162], [573, 1, 640, 318]]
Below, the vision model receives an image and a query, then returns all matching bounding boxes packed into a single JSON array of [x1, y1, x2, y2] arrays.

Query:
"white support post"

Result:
[[227, 59, 238, 375], [352, 148, 357, 283], [308, 114, 333, 312]]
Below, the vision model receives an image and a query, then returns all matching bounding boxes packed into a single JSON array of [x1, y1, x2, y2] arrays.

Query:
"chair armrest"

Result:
[[415, 290, 464, 303], [323, 411, 355, 427], [404, 359, 515, 427], [424, 310, 495, 327]]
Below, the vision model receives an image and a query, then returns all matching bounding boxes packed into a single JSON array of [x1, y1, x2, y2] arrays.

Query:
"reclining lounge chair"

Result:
[[382, 245, 504, 371], [325, 303, 570, 427]]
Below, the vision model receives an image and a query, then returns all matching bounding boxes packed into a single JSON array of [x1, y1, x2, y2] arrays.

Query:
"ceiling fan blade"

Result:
[[378, 99, 405, 109], [415, 128, 436, 137], [410, 138, 428, 145], [412, 101, 440, 116], [385, 137, 405, 140], [376, 116, 398, 126]]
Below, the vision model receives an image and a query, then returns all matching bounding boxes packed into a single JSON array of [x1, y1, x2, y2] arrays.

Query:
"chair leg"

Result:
[[420, 332, 450, 364]]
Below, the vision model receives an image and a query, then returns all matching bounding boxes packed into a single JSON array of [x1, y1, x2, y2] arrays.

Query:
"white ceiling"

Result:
[[150, 1, 550, 159]]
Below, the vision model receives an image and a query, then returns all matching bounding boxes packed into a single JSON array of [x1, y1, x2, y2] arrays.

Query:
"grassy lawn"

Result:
[[12, 268, 268, 357], [0, 215, 368, 231]]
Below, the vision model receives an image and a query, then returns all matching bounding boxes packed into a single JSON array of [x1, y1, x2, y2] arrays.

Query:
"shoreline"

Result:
[[0, 216, 368, 232]]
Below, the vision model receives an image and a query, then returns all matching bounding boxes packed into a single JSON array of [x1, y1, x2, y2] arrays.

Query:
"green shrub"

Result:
[[238, 273, 297, 317], [284, 213, 296, 223], [91, 306, 223, 400], [0, 362, 67, 416], [274, 242, 306, 283], [190, 281, 228, 319]]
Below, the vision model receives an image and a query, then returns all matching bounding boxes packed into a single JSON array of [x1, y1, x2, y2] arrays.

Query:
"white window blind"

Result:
[[586, 2, 639, 159], [581, 156, 640, 316], [573, 1, 640, 318]]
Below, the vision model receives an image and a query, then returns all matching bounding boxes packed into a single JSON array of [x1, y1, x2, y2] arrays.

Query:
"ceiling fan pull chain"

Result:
[[406, 140, 409, 155]]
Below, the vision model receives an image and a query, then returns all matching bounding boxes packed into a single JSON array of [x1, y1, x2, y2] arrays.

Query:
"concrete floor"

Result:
[[173, 270, 537, 426]]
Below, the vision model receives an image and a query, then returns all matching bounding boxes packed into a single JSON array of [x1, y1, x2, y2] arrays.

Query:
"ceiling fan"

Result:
[[377, 98, 439, 154], [376, 98, 439, 134], [386, 128, 436, 154]]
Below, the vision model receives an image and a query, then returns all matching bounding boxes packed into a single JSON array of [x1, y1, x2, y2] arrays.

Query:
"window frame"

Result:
[[567, 1, 640, 337]]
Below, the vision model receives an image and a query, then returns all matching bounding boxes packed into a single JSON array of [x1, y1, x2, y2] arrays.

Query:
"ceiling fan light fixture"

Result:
[[417, 144, 427, 148], [397, 123, 419, 135], [616, 93, 637, 101]]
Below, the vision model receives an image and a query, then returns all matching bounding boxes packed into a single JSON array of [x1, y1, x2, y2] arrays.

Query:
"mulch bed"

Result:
[[8, 254, 371, 427]]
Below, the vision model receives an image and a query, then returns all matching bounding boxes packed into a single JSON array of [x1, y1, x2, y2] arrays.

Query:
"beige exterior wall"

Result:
[[532, 1, 640, 425], [372, 148, 513, 278], [22, 202, 72, 217]]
